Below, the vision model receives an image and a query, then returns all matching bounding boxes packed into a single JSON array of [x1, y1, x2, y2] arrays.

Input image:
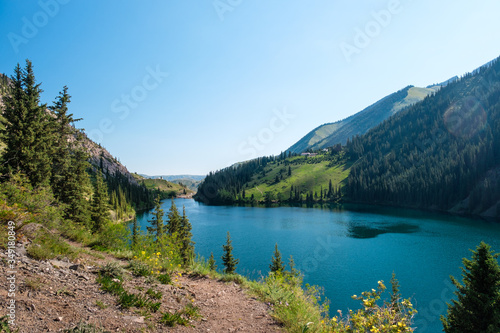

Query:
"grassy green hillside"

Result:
[[244, 155, 351, 202], [132, 173, 194, 197], [195, 149, 350, 205]]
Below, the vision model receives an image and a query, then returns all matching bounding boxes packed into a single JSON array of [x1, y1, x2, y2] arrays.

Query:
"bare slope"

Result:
[[288, 85, 440, 153]]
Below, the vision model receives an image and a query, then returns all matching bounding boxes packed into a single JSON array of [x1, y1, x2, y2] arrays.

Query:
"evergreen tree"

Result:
[[287, 255, 299, 279], [91, 171, 110, 232], [179, 205, 194, 264], [441, 242, 500, 333], [221, 231, 239, 274], [208, 252, 217, 271], [63, 148, 92, 226], [1, 60, 53, 187], [147, 195, 164, 242], [390, 272, 401, 306], [270, 243, 285, 273], [131, 216, 139, 248], [49, 87, 91, 225], [50, 86, 80, 197], [166, 198, 181, 235]]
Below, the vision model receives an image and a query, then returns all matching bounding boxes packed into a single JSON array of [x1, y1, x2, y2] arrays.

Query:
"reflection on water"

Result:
[[347, 223, 420, 239]]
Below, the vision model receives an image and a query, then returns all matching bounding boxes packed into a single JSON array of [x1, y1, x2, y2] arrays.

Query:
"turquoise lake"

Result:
[[136, 199, 500, 333]]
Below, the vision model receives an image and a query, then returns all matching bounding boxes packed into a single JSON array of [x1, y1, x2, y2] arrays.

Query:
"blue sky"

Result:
[[1, 1, 500, 175]]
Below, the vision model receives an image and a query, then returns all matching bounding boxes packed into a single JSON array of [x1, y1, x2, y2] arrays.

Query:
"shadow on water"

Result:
[[347, 222, 420, 239]]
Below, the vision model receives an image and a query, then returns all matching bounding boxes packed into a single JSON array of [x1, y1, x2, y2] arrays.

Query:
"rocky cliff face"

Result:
[[0, 73, 137, 185], [77, 132, 137, 185]]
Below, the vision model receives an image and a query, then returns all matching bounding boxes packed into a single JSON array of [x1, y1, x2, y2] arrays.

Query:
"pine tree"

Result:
[[390, 272, 401, 306], [131, 216, 139, 248], [47, 87, 91, 225], [147, 195, 164, 242], [221, 231, 239, 274], [270, 243, 285, 273], [287, 255, 299, 279], [179, 205, 194, 264], [91, 171, 110, 232], [441, 242, 500, 333], [1, 60, 53, 187], [208, 252, 217, 271], [63, 148, 92, 226], [50, 86, 80, 198], [166, 198, 181, 235]]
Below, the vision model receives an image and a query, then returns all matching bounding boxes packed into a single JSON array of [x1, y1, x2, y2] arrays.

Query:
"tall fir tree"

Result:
[[63, 148, 92, 226], [166, 198, 181, 235], [208, 252, 217, 271], [91, 171, 110, 232], [147, 195, 164, 242], [270, 243, 285, 273], [441, 242, 500, 333], [49, 87, 91, 225], [221, 231, 239, 274], [1, 60, 53, 187], [179, 205, 194, 264]]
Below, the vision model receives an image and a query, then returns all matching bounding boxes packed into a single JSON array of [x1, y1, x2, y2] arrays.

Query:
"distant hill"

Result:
[[133, 173, 195, 197], [195, 150, 349, 205], [140, 174, 205, 181], [140, 174, 204, 192], [288, 85, 442, 153]]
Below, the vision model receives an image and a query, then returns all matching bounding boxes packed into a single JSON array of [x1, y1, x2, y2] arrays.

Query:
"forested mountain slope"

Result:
[[0, 66, 163, 216], [288, 85, 441, 153], [346, 57, 500, 218]]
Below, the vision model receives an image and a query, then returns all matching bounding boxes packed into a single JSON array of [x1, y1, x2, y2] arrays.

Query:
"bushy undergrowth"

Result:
[[159, 304, 201, 327], [26, 229, 78, 260]]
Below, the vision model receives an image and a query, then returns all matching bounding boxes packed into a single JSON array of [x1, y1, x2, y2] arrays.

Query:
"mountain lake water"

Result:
[[135, 198, 500, 333]]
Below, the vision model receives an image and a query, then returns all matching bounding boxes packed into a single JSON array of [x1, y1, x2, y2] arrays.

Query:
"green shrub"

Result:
[[26, 230, 77, 260], [96, 276, 124, 296], [157, 273, 171, 284], [220, 273, 246, 285], [148, 301, 161, 313], [0, 315, 15, 333], [159, 312, 189, 327], [118, 291, 139, 309], [128, 260, 152, 277], [99, 262, 123, 280], [146, 288, 163, 300], [182, 303, 201, 319]]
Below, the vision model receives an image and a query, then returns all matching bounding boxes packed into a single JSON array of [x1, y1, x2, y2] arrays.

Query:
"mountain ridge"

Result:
[[288, 85, 441, 153]]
